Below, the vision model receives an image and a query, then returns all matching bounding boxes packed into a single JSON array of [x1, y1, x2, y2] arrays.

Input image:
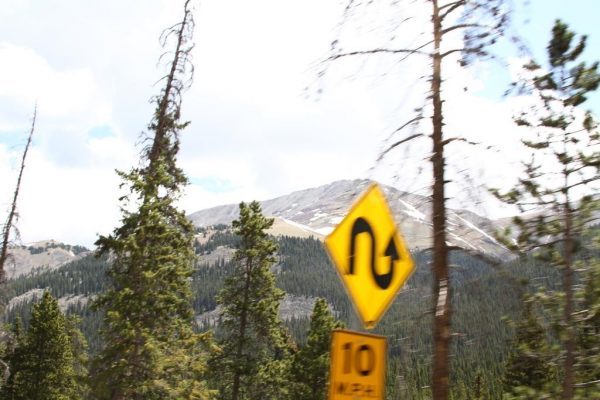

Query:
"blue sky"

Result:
[[478, 0, 600, 110], [0, 0, 597, 247]]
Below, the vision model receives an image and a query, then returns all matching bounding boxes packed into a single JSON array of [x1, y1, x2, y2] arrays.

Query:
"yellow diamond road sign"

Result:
[[325, 183, 414, 329]]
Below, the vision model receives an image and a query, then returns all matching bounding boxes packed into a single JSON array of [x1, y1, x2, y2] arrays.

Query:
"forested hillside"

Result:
[[1, 1, 598, 398], [1, 225, 579, 398]]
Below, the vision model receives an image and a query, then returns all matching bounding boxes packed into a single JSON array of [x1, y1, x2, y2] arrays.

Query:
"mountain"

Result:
[[188, 179, 509, 258], [4, 240, 90, 279], [3, 227, 555, 399], [1, 180, 588, 398]]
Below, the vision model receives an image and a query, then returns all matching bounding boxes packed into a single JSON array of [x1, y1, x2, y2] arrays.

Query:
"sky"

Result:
[[0, 0, 598, 248]]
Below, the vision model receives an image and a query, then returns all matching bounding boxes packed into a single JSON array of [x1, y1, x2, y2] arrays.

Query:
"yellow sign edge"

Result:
[[327, 328, 388, 400], [331, 328, 387, 340], [324, 182, 416, 330]]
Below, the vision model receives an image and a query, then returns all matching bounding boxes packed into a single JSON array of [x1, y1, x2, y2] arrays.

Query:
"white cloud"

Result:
[[1, 0, 568, 247], [0, 43, 112, 124], [0, 42, 137, 247], [16, 149, 123, 247]]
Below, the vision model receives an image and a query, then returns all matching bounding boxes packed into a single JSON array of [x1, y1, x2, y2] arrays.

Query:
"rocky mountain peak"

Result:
[[188, 180, 510, 258], [4, 240, 90, 279]]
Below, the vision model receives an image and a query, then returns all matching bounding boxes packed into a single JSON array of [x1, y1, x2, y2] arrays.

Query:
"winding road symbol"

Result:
[[348, 217, 399, 290], [325, 183, 415, 329]]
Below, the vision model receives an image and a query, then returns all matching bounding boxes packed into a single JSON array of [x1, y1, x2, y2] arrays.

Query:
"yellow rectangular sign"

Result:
[[328, 329, 387, 400]]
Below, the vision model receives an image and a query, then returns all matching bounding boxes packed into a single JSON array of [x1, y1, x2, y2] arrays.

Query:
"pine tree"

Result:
[[473, 368, 487, 399], [493, 20, 600, 399], [1, 317, 25, 399], [291, 298, 343, 400], [65, 315, 89, 399], [502, 299, 555, 398], [209, 201, 287, 400], [1, 292, 81, 400], [90, 1, 210, 398], [574, 257, 600, 397]]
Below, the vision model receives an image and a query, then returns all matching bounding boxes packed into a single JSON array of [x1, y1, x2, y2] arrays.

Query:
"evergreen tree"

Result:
[[473, 368, 487, 400], [1, 292, 81, 400], [493, 19, 600, 399], [1, 318, 25, 399], [209, 201, 287, 400], [90, 1, 211, 398], [291, 298, 343, 400], [65, 315, 89, 399], [502, 299, 555, 398], [574, 258, 600, 397]]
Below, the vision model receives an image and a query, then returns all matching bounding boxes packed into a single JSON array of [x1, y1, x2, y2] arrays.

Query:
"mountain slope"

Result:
[[5, 240, 90, 279], [188, 179, 509, 258]]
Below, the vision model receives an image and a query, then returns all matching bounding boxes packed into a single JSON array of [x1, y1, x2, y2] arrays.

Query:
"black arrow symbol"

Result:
[[378, 236, 399, 289], [349, 217, 374, 276], [348, 217, 398, 290]]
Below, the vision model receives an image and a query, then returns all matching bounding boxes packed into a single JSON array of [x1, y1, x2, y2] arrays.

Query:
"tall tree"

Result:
[[65, 315, 90, 399], [502, 298, 555, 398], [573, 256, 600, 397], [1, 291, 83, 400], [493, 20, 600, 399], [90, 1, 210, 398], [326, 2, 511, 398], [0, 106, 36, 282], [0, 318, 25, 398], [209, 201, 287, 400], [291, 298, 343, 400]]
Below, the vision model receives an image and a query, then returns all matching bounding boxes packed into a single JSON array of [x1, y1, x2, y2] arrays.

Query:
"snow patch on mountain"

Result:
[[188, 179, 512, 258], [314, 227, 334, 235], [454, 214, 501, 246], [277, 218, 324, 238], [399, 199, 426, 221]]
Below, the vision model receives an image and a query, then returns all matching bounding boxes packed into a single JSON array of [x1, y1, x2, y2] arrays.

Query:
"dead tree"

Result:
[[325, 1, 512, 398], [0, 105, 36, 283]]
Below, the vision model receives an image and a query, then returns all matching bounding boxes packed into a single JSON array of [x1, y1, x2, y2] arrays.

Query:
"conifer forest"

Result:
[[0, 1, 598, 399]]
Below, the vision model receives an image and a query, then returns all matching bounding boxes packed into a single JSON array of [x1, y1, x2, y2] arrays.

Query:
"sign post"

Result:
[[324, 183, 415, 329], [327, 329, 387, 400]]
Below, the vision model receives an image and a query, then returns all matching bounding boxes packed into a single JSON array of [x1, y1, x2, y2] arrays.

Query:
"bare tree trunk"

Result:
[[0, 105, 36, 282], [430, 1, 450, 399], [232, 258, 252, 400], [562, 184, 574, 399]]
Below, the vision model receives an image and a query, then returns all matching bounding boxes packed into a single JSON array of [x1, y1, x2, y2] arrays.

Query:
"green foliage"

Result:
[[502, 298, 556, 398], [573, 258, 600, 398], [6, 228, 588, 399], [290, 298, 343, 400], [26, 243, 89, 256], [494, 20, 600, 399], [88, 3, 211, 399], [209, 201, 289, 400], [1, 292, 85, 400]]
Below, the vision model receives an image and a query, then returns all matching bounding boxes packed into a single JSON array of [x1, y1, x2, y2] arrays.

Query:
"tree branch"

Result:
[[441, 137, 494, 149], [384, 115, 425, 142], [573, 379, 600, 388], [377, 133, 425, 162], [441, 47, 483, 59], [439, 0, 465, 20], [441, 23, 491, 36], [327, 43, 431, 63]]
